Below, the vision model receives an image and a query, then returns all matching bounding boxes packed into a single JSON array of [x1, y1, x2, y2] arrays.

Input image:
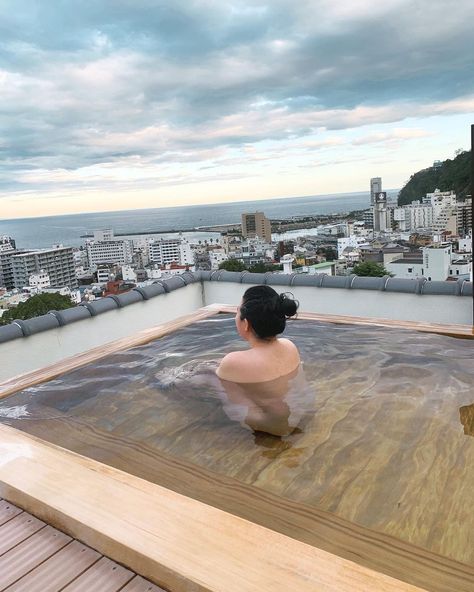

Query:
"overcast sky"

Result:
[[1, 0, 473, 218]]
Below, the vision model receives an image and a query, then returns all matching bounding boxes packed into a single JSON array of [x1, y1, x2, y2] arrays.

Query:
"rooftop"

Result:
[[390, 257, 423, 264], [0, 272, 473, 591]]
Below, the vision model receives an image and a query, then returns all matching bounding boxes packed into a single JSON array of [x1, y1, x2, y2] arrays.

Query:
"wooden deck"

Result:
[[0, 499, 165, 592]]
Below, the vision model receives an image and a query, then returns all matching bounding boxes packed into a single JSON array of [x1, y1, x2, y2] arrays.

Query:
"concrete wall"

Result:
[[0, 283, 203, 383], [203, 281, 472, 325], [0, 277, 472, 383]]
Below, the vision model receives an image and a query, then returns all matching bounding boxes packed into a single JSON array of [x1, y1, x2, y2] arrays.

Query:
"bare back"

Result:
[[216, 337, 300, 383]]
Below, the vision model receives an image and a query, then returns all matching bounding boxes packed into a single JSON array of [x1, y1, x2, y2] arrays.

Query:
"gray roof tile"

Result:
[[49, 307, 92, 326], [0, 272, 471, 344], [109, 290, 144, 308], [241, 272, 266, 284], [160, 276, 188, 292], [16, 315, 60, 336], [80, 298, 119, 316], [133, 284, 166, 300], [0, 322, 28, 342]]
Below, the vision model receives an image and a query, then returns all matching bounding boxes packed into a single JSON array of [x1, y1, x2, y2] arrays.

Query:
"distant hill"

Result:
[[398, 150, 471, 206]]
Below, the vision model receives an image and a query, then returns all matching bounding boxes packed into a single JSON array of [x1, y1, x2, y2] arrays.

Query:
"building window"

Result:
[[408, 268, 413, 273]]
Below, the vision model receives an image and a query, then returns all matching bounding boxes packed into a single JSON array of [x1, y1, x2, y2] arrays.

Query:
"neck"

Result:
[[247, 334, 277, 348]]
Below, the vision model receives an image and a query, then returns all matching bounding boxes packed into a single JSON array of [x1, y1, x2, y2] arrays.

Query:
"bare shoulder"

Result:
[[216, 351, 249, 382], [277, 338, 301, 361]]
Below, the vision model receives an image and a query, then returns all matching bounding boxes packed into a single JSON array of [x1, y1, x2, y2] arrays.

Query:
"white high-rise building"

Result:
[[149, 238, 194, 266], [86, 238, 133, 266], [425, 190, 457, 234], [393, 203, 434, 232]]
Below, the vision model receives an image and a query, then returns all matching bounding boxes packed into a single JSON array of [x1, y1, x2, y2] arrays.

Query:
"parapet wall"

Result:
[[0, 271, 472, 382], [201, 271, 472, 325]]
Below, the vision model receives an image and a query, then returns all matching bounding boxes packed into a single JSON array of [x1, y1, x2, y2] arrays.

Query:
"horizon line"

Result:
[[0, 188, 400, 223]]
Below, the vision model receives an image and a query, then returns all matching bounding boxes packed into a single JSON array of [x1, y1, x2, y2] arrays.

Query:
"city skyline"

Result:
[[1, 0, 473, 219]]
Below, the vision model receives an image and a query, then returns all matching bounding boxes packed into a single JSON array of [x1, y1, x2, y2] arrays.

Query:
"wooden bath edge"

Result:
[[0, 423, 431, 592], [0, 305, 473, 592]]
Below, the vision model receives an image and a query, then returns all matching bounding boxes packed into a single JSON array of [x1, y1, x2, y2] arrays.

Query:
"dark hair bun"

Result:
[[241, 285, 298, 339], [278, 292, 298, 318]]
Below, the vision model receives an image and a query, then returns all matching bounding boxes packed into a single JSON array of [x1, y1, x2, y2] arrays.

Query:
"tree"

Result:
[[249, 263, 270, 273], [352, 261, 391, 277], [398, 149, 470, 206], [0, 293, 75, 325], [218, 259, 247, 272]]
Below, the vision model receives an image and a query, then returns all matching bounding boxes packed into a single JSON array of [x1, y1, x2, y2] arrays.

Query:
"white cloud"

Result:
[[0, 0, 473, 212], [352, 127, 433, 146]]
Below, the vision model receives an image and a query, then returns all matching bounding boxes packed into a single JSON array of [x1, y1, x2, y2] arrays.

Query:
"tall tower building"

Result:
[[373, 191, 390, 232], [370, 177, 382, 205], [241, 212, 272, 243]]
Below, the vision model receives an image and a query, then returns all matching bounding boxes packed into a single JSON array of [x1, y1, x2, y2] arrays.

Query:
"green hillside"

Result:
[[398, 150, 471, 206]]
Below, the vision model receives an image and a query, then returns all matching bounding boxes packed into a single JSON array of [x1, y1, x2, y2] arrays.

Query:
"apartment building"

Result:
[[0, 250, 18, 289], [241, 212, 272, 243], [393, 202, 434, 232], [86, 239, 133, 266], [457, 198, 472, 236], [11, 246, 77, 289], [149, 238, 194, 266]]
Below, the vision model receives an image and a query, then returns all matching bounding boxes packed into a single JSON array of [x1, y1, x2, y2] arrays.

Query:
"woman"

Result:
[[217, 285, 300, 382], [216, 285, 305, 436]]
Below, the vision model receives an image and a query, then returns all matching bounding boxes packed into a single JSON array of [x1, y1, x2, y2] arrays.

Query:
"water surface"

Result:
[[0, 315, 473, 568]]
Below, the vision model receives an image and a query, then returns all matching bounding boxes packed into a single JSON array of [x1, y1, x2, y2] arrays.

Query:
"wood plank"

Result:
[[61, 556, 134, 592], [0, 512, 45, 556], [5, 540, 100, 592], [0, 307, 218, 400], [0, 425, 430, 592], [0, 525, 71, 590], [120, 576, 167, 592], [0, 500, 22, 527], [216, 305, 474, 338], [13, 414, 474, 592]]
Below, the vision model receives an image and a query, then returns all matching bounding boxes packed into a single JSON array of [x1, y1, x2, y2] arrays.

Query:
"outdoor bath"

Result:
[[0, 308, 473, 592]]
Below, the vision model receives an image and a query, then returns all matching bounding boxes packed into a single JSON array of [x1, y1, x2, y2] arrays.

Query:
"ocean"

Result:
[[0, 190, 397, 250]]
